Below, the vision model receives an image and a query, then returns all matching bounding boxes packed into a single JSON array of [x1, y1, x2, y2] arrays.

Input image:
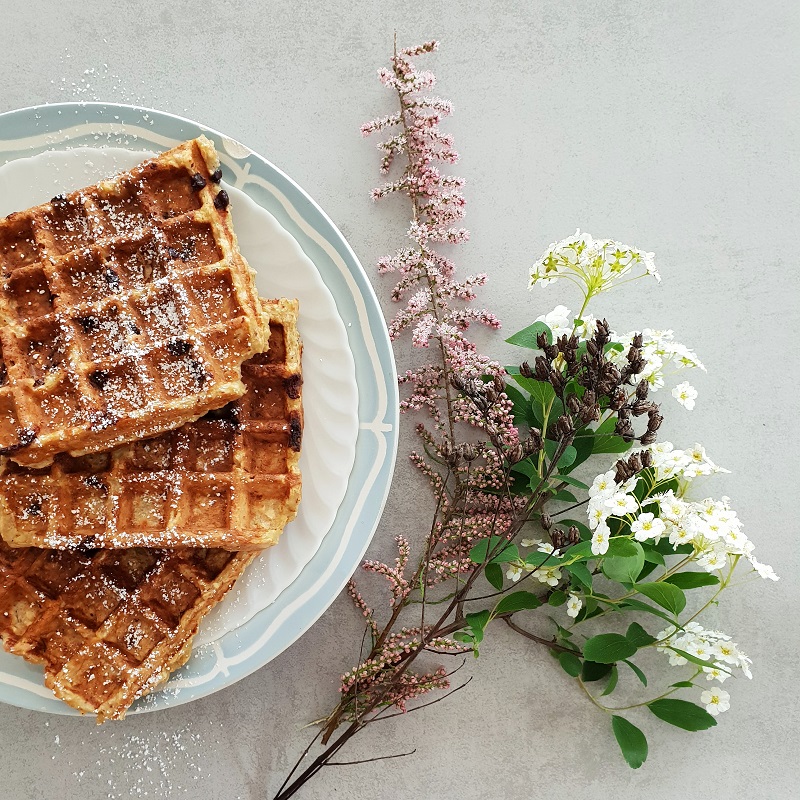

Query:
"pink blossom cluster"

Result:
[[344, 40, 523, 718]]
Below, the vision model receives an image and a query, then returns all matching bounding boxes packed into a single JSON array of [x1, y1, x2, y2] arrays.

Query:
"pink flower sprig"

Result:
[[362, 39, 507, 446]]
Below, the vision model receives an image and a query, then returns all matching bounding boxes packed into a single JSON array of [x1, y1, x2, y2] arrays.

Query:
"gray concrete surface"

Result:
[[0, 1, 798, 798]]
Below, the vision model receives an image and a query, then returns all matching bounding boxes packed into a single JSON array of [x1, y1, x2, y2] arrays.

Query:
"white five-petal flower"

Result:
[[700, 687, 731, 716]]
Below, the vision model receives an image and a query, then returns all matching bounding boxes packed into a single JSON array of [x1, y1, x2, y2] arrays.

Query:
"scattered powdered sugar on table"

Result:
[[56, 721, 242, 799]]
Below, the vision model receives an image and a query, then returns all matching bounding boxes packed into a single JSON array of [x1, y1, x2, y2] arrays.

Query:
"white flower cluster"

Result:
[[608, 328, 705, 408], [534, 305, 597, 341], [586, 443, 778, 582], [656, 622, 753, 715], [507, 539, 562, 586], [530, 230, 660, 293]]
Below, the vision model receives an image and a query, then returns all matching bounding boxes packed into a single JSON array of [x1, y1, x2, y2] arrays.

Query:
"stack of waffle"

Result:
[[0, 138, 303, 721]]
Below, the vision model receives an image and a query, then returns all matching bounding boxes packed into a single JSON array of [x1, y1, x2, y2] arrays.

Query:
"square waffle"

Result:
[[0, 136, 271, 468], [0, 537, 256, 721], [0, 299, 302, 551]]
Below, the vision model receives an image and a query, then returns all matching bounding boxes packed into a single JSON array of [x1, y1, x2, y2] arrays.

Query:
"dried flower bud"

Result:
[[526, 429, 543, 453], [632, 399, 652, 416], [507, 443, 525, 464], [544, 343, 559, 361], [641, 449, 653, 468], [450, 373, 467, 393], [586, 340, 599, 357], [549, 369, 565, 392], [460, 443, 478, 461], [536, 332, 549, 350], [568, 525, 580, 546], [535, 357, 550, 382], [556, 414, 575, 437], [640, 431, 658, 445], [631, 333, 644, 349], [580, 402, 600, 424], [541, 513, 553, 531], [493, 375, 506, 395], [636, 380, 649, 400], [628, 453, 642, 473], [566, 394, 581, 414], [595, 319, 611, 346], [647, 412, 664, 432], [614, 461, 632, 483], [609, 389, 627, 410], [520, 361, 533, 379]]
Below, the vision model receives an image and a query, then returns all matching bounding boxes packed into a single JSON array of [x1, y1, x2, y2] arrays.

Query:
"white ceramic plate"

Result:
[[0, 104, 399, 715]]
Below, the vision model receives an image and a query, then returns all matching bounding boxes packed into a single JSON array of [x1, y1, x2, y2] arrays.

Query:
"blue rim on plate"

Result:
[[0, 103, 399, 716]]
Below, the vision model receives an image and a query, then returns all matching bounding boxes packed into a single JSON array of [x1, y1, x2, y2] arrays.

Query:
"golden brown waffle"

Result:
[[0, 536, 256, 721], [0, 136, 270, 468], [0, 299, 302, 551]]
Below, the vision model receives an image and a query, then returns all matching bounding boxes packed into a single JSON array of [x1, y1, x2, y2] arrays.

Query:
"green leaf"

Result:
[[557, 474, 590, 491], [548, 590, 567, 607], [485, 562, 504, 591], [636, 561, 659, 582], [603, 542, 645, 584], [622, 659, 648, 686], [565, 561, 593, 589], [510, 458, 538, 479], [648, 699, 717, 731], [550, 489, 578, 503], [469, 537, 518, 564], [525, 551, 563, 568], [668, 648, 733, 675], [601, 665, 619, 697], [636, 582, 687, 616], [452, 631, 474, 644], [558, 651, 583, 677], [671, 681, 695, 688], [606, 538, 639, 558], [506, 321, 552, 348], [526, 380, 560, 428], [505, 382, 536, 427], [619, 597, 684, 628], [663, 572, 721, 590], [626, 622, 657, 648], [544, 439, 577, 470], [570, 430, 595, 470], [465, 609, 491, 643], [493, 591, 542, 616], [592, 434, 632, 455], [611, 716, 648, 769], [583, 633, 638, 664], [641, 546, 666, 566], [581, 660, 613, 682]]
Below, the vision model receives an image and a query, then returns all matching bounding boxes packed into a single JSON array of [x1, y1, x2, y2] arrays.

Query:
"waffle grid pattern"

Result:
[[0, 299, 303, 551], [0, 137, 270, 467], [0, 537, 255, 721]]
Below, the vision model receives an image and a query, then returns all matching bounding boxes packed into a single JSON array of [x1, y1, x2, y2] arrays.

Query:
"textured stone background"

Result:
[[0, 1, 797, 798]]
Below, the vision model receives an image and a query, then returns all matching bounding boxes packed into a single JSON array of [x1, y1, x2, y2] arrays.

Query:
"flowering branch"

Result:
[[273, 40, 777, 798]]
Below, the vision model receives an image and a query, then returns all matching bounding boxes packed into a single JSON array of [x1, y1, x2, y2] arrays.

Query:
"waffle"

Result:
[[0, 299, 302, 551], [0, 536, 257, 721], [0, 136, 270, 468]]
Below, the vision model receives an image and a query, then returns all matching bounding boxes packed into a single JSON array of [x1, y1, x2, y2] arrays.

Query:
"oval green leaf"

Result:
[[493, 591, 542, 616], [558, 651, 582, 677], [648, 699, 717, 731], [636, 582, 687, 615], [611, 715, 648, 769], [663, 572, 720, 590], [583, 633, 638, 664]]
